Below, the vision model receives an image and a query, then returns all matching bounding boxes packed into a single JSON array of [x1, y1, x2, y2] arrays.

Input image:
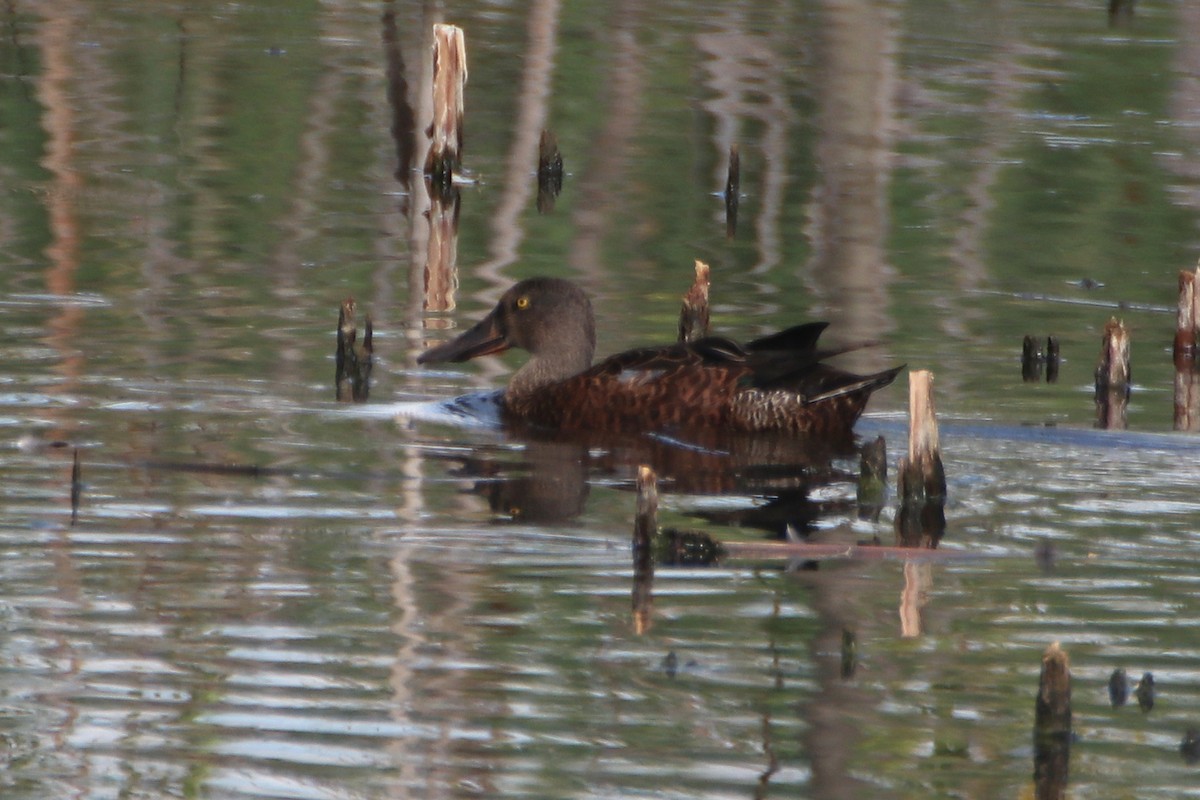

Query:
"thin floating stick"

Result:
[[1034, 642, 1071, 800], [424, 23, 467, 188], [896, 370, 946, 547], [1094, 317, 1129, 430], [632, 465, 657, 635], [336, 297, 374, 402], [678, 260, 711, 343]]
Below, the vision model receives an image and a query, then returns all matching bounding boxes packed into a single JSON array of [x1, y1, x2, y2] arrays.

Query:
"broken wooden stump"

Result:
[[896, 370, 945, 547], [632, 465, 657, 634], [1175, 361, 1200, 432], [424, 23, 467, 189], [678, 259, 711, 343], [536, 129, 563, 214], [423, 184, 461, 312], [1022, 335, 1041, 382], [1094, 317, 1129, 430], [856, 435, 886, 522], [1136, 672, 1155, 712], [724, 144, 740, 238], [1034, 642, 1071, 800], [1108, 668, 1128, 707], [1174, 264, 1200, 364], [1021, 336, 1059, 383], [336, 297, 374, 402]]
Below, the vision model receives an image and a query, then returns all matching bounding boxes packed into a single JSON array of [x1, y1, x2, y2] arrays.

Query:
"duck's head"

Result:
[[418, 277, 597, 393]]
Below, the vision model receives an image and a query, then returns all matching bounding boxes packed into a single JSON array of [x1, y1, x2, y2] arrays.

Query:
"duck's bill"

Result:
[[417, 312, 510, 364]]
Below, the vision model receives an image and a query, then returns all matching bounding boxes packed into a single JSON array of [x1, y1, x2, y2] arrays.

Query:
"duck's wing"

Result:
[[588, 335, 751, 378]]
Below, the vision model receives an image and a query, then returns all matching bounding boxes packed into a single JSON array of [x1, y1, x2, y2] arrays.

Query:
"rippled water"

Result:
[[4, 1, 1200, 798]]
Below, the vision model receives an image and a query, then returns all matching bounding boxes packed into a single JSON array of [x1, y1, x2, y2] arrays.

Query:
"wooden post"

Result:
[[1034, 642, 1071, 800], [336, 297, 373, 402], [1022, 335, 1042, 382], [1175, 362, 1200, 432], [424, 24, 467, 188], [725, 144, 740, 238], [1174, 265, 1199, 364], [1094, 318, 1129, 430], [423, 185, 461, 313], [896, 370, 946, 547], [632, 465, 657, 635], [1108, 668, 1128, 707], [678, 260, 711, 343]]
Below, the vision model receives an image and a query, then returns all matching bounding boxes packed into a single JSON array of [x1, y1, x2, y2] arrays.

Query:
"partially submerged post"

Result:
[[1174, 264, 1199, 363], [336, 297, 374, 402], [1022, 335, 1042, 382], [1045, 336, 1060, 383], [725, 144, 740, 238], [678, 260, 711, 343], [1021, 336, 1059, 383], [896, 370, 945, 547], [424, 24, 467, 189], [536, 129, 563, 214], [1094, 317, 1130, 430], [632, 465, 657, 635], [1175, 361, 1200, 432], [1175, 265, 1200, 430], [1034, 642, 1072, 800]]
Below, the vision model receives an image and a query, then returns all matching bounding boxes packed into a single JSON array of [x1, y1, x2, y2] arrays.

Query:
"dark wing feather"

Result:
[[746, 321, 829, 354]]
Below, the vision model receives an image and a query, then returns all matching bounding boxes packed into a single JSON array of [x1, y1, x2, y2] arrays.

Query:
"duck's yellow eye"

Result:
[[516, 296, 530, 310]]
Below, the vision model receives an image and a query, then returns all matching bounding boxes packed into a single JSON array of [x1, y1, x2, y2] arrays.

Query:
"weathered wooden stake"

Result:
[[1136, 672, 1155, 712], [336, 297, 374, 402], [896, 370, 945, 547], [1108, 667, 1128, 707], [1022, 335, 1042, 382], [1094, 317, 1129, 430], [725, 144, 740, 238], [424, 24, 467, 187], [423, 186, 461, 313], [1175, 362, 1200, 432], [1174, 265, 1199, 364], [678, 260, 711, 343], [1034, 642, 1071, 800], [632, 465, 657, 635], [536, 129, 563, 214]]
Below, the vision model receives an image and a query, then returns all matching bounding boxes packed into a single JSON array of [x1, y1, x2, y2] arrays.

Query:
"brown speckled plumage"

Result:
[[418, 277, 902, 436]]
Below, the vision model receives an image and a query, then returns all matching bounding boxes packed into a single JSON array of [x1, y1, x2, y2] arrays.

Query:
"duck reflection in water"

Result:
[[419, 277, 901, 532]]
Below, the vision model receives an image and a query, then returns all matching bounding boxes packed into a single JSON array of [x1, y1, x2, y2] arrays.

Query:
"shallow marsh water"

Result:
[[3, 1, 1200, 798]]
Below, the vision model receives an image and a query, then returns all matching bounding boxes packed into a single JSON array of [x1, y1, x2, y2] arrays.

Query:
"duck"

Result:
[[417, 277, 902, 436]]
